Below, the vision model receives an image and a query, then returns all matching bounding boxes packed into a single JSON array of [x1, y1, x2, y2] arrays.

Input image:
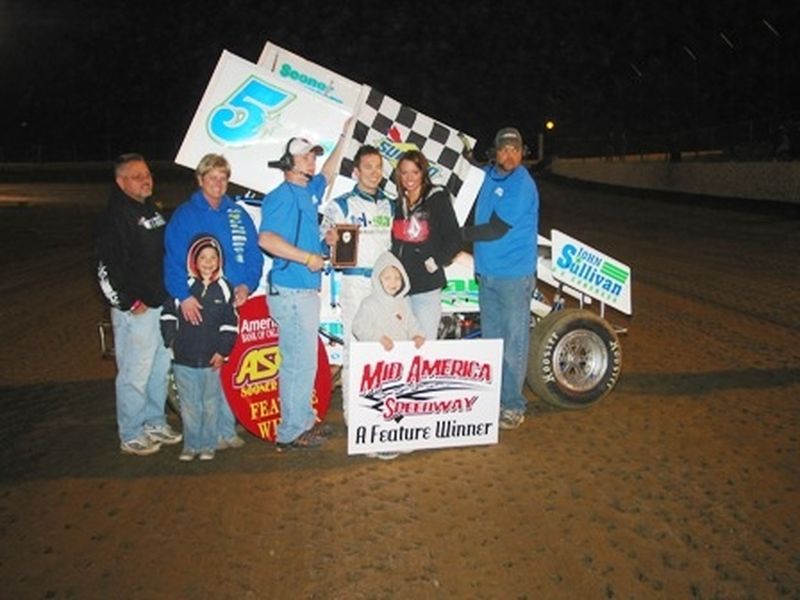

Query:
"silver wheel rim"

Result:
[[552, 329, 609, 393]]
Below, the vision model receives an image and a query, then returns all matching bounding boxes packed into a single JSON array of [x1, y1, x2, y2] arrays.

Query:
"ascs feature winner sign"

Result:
[[347, 340, 502, 455], [220, 295, 331, 442]]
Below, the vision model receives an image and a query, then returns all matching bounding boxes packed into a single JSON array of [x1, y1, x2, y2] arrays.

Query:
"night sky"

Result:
[[2, 0, 797, 161]]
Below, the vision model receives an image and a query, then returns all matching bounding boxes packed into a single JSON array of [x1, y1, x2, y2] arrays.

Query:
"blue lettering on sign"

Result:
[[556, 244, 623, 299], [208, 77, 295, 145], [556, 244, 577, 269], [280, 62, 326, 91], [378, 139, 403, 161], [278, 63, 343, 104], [377, 138, 441, 180]]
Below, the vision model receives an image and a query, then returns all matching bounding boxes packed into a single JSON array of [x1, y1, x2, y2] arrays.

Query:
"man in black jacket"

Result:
[[96, 154, 182, 455]]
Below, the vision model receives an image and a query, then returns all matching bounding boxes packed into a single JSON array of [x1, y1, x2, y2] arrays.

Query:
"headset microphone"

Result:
[[267, 137, 323, 176], [267, 152, 293, 171]]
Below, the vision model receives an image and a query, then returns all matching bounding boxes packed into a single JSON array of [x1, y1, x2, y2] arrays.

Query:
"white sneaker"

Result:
[[178, 450, 196, 462], [366, 452, 400, 460], [198, 451, 215, 461], [144, 424, 183, 445], [120, 437, 161, 456], [499, 409, 525, 430], [375, 452, 400, 460], [217, 434, 246, 450]]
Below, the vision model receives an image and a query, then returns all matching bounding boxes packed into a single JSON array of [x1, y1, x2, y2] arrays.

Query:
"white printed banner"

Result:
[[175, 50, 352, 195], [550, 229, 632, 314], [347, 340, 502, 455], [257, 42, 362, 110]]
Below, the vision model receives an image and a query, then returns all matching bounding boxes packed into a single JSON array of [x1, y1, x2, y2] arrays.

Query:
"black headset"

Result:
[[267, 138, 296, 171]]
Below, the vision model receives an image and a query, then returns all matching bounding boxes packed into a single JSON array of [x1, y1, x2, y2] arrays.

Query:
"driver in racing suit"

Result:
[[321, 145, 394, 423]]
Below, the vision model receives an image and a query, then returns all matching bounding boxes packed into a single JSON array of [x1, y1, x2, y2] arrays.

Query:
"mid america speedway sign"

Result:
[[347, 340, 502, 455]]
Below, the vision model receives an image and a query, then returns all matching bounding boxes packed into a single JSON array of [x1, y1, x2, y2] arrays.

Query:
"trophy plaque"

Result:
[[331, 224, 359, 267]]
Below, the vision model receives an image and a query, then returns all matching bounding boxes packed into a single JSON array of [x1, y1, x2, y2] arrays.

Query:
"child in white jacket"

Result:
[[352, 252, 425, 351], [351, 252, 425, 460]]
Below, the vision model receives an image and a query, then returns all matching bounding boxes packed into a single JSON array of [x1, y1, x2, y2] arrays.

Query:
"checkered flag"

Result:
[[340, 87, 476, 198]]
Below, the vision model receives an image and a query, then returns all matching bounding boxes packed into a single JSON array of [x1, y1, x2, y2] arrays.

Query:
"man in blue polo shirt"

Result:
[[462, 127, 539, 430], [259, 130, 347, 451]]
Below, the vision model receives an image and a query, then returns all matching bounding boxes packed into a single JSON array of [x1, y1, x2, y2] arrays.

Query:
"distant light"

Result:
[[545, 120, 555, 131]]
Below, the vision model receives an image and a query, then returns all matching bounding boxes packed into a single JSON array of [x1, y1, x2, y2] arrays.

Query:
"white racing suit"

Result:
[[320, 185, 394, 422]]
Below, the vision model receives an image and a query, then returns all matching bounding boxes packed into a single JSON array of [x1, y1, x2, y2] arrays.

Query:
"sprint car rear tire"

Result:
[[526, 308, 621, 409]]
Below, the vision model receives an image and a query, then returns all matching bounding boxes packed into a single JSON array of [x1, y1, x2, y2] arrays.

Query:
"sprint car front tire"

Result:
[[526, 308, 622, 409]]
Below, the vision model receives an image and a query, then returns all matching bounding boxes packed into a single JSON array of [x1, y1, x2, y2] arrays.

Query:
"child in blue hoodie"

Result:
[[161, 236, 238, 461]]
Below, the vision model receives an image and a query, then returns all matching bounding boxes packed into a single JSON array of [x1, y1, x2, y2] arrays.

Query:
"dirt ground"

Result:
[[0, 173, 798, 599]]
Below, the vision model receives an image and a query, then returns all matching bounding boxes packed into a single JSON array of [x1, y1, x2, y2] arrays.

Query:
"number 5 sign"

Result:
[[176, 50, 352, 195], [208, 76, 295, 145]]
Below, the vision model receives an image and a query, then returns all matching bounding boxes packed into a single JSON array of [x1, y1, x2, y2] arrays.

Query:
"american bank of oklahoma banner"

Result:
[[347, 340, 502, 455], [219, 296, 331, 442]]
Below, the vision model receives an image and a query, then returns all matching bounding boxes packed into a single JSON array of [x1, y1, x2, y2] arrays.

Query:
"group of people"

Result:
[[95, 123, 539, 460], [96, 152, 262, 459]]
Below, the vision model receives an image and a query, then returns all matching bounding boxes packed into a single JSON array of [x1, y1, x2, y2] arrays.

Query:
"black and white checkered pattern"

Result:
[[340, 87, 475, 198]]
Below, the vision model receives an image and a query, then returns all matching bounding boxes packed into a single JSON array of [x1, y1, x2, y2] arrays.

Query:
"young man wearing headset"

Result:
[[258, 124, 349, 451]]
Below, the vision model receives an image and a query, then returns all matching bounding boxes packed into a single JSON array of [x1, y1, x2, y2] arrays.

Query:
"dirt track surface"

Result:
[[1, 176, 798, 599]]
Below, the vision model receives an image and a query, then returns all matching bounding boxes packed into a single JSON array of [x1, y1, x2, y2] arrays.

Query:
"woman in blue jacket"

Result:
[[164, 153, 263, 449]]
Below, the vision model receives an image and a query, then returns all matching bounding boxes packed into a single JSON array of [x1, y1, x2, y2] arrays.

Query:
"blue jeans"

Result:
[[410, 288, 442, 340], [173, 364, 220, 453], [111, 306, 171, 443], [217, 389, 237, 441], [478, 274, 535, 413], [268, 286, 320, 444]]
